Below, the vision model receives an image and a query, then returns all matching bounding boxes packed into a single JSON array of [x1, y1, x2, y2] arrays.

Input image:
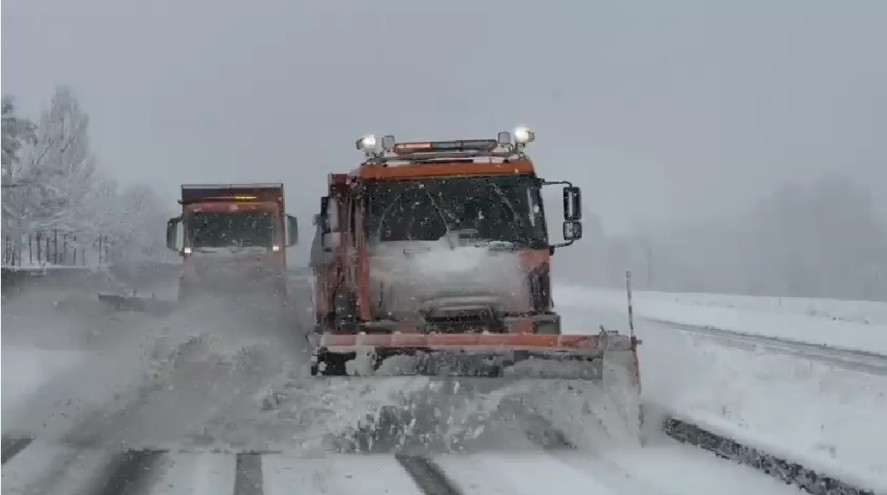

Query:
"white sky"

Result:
[[3, 0, 885, 246]]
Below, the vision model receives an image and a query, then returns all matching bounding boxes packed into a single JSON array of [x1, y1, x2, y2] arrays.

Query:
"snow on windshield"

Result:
[[187, 211, 274, 248], [366, 175, 548, 249]]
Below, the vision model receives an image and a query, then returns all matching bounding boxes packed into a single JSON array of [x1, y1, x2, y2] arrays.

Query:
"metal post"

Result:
[[625, 270, 635, 338], [53, 230, 59, 264]]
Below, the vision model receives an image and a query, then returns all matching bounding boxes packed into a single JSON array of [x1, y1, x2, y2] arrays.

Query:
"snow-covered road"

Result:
[[1, 436, 803, 495], [2, 282, 883, 494]]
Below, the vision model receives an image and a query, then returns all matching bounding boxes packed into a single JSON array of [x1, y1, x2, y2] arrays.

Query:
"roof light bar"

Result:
[[394, 139, 499, 154], [356, 127, 536, 163]]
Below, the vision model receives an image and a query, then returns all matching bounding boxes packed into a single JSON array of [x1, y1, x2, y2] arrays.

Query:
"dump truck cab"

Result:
[[166, 183, 298, 302], [310, 128, 583, 337]]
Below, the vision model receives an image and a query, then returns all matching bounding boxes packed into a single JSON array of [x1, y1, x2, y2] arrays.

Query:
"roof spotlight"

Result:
[[356, 134, 378, 152], [513, 126, 535, 144]]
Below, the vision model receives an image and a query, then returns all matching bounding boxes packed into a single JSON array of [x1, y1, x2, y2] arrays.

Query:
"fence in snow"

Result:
[[2, 231, 116, 268]]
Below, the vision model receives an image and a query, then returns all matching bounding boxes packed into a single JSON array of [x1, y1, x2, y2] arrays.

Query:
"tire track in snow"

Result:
[[87, 449, 164, 495], [234, 453, 264, 495], [396, 454, 464, 495]]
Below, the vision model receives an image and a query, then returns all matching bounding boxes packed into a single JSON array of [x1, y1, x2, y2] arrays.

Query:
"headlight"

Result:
[[514, 126, 535, 144]]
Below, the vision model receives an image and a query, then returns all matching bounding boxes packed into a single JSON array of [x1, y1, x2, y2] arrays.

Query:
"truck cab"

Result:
[[310, 128, 582, 336], [166, 183, 298, 302]]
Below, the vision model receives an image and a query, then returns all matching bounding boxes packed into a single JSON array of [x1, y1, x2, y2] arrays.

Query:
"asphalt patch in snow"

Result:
[[1, 435, 35, 464], [233, 453, 264, 495], [89, 449, 165, 495], [396, 454, 464, 495]]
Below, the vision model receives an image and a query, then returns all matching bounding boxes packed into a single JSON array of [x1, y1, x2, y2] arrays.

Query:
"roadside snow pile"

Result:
[[557, 285, 887, 355], [639, 329, 887, 493], [555, 287, 887, 493]]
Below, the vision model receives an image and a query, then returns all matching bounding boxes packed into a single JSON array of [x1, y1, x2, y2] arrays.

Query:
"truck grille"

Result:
[[422, 308, 506, 333]]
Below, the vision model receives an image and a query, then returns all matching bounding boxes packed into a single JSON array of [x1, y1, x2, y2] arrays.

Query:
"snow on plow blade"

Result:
[[310, 331, 636, 380]]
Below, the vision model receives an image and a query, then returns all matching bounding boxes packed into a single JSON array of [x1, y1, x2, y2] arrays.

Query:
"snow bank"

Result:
[[557, 285, 887, 355], [555, 290, 887, 491], [654, 340, 887, 493]]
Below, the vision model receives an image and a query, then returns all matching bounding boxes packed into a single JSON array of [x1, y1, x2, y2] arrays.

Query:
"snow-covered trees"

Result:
[[2, 87, 171, 265], [2, 96, 36, 175]]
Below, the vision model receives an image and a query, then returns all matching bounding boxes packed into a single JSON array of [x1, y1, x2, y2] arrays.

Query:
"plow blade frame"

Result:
[[308, 331, 637, 379]]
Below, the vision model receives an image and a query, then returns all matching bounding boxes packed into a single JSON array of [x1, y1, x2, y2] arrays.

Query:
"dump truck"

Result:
[[165, 183, 299, 304], [308, 128, 641, 393]]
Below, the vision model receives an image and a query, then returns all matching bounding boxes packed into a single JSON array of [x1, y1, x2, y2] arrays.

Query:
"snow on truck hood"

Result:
[[368, 238, 532, 316]]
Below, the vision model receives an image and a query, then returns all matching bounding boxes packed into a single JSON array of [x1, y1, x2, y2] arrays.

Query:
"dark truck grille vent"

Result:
[[422, 308, 506, 334], [528, 264, 551, 312]]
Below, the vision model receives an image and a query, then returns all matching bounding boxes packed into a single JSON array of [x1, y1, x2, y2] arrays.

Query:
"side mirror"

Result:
[[563, 186, 582, 221], [286, 215, 299, 246], [322, 232, 341, 252], [166, 217, 181, 251], [563, 220, 583, 241]]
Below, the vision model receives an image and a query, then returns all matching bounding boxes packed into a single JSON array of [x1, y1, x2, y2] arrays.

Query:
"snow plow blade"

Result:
[[309, 330, 640, 381]]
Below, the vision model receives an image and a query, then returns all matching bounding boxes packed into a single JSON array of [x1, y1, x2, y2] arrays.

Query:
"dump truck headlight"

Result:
[[272, 245, 281, 252], [183, 247, 192, 254], [514, 126, 535, 144]]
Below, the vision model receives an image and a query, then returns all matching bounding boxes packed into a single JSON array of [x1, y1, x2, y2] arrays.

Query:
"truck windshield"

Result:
[[187, 211, 274, 248], [367, 175, 548, 248]]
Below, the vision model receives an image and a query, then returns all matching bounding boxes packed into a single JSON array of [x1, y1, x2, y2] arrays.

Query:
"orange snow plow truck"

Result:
[[165, 183, 299, 303], [308, 128, 642, 387]]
